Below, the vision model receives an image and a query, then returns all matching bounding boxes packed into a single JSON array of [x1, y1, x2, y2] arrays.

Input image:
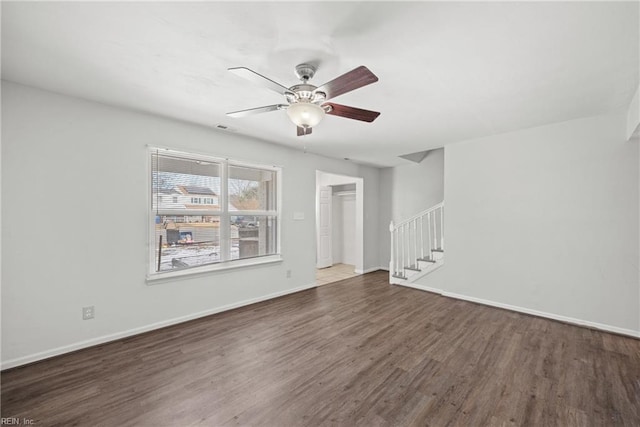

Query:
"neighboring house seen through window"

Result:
[[150, 148, 280, 277]]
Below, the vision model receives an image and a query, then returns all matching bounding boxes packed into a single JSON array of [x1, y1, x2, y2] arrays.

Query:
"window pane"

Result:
[[152, 153, 221, 213], [150, 150, 280, 276], [154, 215, 221, 271], [228, 166, 276, 211], [230, 215, 278, 260]]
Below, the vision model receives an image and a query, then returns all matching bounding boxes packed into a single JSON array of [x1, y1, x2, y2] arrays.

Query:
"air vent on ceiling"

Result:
[[215, 124, 237, 132]]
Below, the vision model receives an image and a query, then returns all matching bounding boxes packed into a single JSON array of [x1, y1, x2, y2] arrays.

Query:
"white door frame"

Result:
[[315, 171, 364, 273], [316, 185, 333, 268]]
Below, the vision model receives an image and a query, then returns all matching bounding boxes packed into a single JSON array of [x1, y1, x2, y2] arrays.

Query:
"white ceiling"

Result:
[[2, 1, 638, 167]]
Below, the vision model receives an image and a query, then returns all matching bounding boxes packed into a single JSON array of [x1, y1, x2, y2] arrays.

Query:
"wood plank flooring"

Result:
[[2, 270, 640, 426]]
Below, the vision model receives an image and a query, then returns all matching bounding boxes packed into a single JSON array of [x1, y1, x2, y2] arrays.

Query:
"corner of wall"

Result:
[[627, 84, 640, 140]]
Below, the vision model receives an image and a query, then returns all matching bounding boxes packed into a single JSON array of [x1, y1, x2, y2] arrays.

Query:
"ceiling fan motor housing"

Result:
[[287, 83, 325, 104], [295, 63, 317, 82]]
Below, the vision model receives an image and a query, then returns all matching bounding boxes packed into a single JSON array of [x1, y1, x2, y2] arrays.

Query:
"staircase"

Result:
[[389, 202, 444, 285]]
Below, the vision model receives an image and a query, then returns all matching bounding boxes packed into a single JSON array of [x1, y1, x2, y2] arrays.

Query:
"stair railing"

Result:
[[389, 202, 444, 280]]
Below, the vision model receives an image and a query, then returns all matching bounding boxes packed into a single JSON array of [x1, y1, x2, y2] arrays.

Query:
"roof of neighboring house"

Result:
[[177, 185, 217, 196], [157, 188, 181, 195]]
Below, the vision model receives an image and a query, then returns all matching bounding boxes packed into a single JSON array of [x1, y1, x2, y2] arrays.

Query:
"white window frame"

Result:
[[147, 147, 282, 282]]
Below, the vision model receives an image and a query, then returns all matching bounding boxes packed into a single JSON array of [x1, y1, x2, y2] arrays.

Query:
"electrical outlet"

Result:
[[286, 269, 292, 278], [82, 306, 95, 320]]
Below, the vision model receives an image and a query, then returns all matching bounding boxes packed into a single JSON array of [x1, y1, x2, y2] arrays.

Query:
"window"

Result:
[[150, 148, 280, 278]]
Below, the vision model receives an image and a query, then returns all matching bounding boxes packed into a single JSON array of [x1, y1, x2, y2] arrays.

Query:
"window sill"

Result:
[[146, 255, 283, 284]]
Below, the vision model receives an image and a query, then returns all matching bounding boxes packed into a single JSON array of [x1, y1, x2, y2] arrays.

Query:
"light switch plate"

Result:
[[82, 306, 95, 320]]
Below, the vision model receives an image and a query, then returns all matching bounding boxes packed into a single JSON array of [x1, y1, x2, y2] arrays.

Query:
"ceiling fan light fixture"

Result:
[[286, 101, 325, 128], [227, 64, 380, 136]]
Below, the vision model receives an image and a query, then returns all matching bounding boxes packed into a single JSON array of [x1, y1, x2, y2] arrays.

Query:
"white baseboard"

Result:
[[355, 266, 385, 274], [7, 278, 637, 370], [395, 282, 640, 339], [441, 291, 640, 339], [1, 282, 318, 370], [394, 281, 443, 295], [405, 261, 444, 284]]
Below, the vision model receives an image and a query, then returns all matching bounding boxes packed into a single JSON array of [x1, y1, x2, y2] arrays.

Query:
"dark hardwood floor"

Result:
[[2, 270, 640, 426]]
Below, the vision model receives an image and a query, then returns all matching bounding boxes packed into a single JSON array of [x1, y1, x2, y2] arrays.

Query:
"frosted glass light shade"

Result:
[[286, 102, 325, 128]]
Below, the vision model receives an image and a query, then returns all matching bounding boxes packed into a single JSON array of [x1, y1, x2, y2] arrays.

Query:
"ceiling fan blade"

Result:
[[228, 67, 291, 95], [323, 102, 380, 123], [315, 66, 379, 100], [227, 104, 286, 118], [297, 126, 312, 136]]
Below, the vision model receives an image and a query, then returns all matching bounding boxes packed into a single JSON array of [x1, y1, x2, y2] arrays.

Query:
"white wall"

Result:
[[1, 81, 381, 367], [378, 149, 444, 268], [627, 84, 639, 140], [385, 149, 445, 223], [444, 111, 639, 334]]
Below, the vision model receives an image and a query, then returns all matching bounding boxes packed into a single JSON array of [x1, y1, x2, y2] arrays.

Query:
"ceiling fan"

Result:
[[226, 63, 380, 136]]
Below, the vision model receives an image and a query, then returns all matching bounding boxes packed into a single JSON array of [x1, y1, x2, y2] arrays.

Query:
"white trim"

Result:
[[146, 255, 283, 282], [394, 281, 443, 295], [315, 171, 365, 275], [147, 145, 283, 170], [156, 209, 222, 216], [147, 148, 155, 279], [440, 291, 640, 339], [399, 261, 444, 284], [393, 201, 444, 229], [219, 160, 230, 262], [275, 167, 283, 257], [1, 281, 317, 370], [228, 210, 278, 216], [394, 280, 640, 339]]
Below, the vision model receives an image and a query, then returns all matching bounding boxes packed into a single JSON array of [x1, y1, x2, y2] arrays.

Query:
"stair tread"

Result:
[[392, 273, 407, 279], [417, 258, 436, 263], [431, 248, 444, 252], [405, 266, 421, 272]]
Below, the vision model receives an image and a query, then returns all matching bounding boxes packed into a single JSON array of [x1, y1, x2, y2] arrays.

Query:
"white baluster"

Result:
[[427, 212, 432, 258], [401, 225, 405, 273], [440, 206, 444, 250], [389, 220, 395, 277], [411, 220, 416, 267], [394, 227, 398, 275], [396, 228, 400, 274], [405, 223, 410, 268], [407, 223, 411, 267], [420, 215, 424, 260], [408, 222, 412, 268], [432, 211, 437, 249], [399, 225, 403, 271], [409, 224, 412, 268]]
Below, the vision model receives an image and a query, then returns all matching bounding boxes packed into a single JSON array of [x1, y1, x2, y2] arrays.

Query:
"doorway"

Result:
[[315, 171, 364, 285]]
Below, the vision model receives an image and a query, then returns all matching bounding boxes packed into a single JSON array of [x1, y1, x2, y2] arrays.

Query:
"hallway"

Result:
[[315, 263, 359, 286]]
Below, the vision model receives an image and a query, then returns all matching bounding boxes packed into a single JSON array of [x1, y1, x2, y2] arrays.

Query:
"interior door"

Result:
[[317, 186, 332, 268]]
